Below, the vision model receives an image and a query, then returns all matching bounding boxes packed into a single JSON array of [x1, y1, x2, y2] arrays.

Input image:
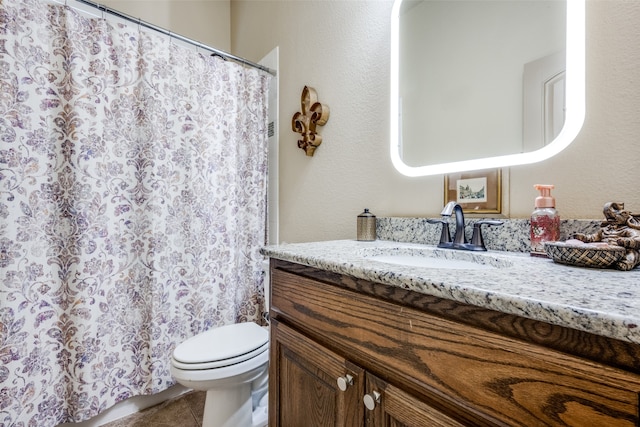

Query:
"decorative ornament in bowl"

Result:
[[544, 240, 625, 269], [546, 202, 640, 271]]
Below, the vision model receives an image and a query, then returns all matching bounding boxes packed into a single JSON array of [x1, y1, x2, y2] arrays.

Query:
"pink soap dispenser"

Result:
[[530, 184, 560, 257]]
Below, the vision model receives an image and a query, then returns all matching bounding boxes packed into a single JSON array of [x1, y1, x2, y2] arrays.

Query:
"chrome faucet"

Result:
[[427, 201, 503, 251]]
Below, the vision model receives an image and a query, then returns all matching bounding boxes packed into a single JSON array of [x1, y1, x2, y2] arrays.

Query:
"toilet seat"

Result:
[[172, 322, 268, 371], [172, 342, 268, 371]]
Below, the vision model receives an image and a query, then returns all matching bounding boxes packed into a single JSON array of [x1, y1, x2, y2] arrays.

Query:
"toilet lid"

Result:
[[173, 322, 268, 365]]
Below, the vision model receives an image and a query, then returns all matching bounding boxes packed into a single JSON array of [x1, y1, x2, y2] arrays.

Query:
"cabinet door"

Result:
[[269, 319, 365, 427], [364, 373, 465, 427]]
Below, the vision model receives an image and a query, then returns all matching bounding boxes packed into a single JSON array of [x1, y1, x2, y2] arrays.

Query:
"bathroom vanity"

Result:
[[263, 240, 640, 426]]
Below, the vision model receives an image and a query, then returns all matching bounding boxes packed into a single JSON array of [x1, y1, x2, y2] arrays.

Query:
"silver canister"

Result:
[[357, 209, 376, 241]]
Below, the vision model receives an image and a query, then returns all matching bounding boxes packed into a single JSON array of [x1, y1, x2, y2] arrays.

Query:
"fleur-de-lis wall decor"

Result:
[[291, 86, 330, 156]]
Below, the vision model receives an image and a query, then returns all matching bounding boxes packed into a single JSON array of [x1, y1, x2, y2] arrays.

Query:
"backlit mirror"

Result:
[[390, 0, 585, 177]]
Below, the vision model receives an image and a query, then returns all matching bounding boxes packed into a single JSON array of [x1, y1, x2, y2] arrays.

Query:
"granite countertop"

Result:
[[262, 239, 640, 345]]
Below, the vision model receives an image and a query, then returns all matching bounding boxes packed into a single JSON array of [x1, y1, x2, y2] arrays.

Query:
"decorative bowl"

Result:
[[544, 241, 626, 269]]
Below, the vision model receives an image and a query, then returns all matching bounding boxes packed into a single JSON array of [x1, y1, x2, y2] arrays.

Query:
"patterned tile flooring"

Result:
[[101, 391, 206, 427]]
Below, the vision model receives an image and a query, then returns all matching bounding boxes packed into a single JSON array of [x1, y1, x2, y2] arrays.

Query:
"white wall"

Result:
[[102, 0, 230, 51], [231, 0, 640, 243], [231, 1, 431, 243], [98, 1, 640, 244]]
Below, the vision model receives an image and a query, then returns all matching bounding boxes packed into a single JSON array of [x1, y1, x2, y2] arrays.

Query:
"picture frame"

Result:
[[444, 168, 502, 214]]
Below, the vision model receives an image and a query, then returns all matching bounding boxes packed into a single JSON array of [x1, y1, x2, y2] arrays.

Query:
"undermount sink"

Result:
[[368, 254, 497, 270], [360, 246, 514, 270]]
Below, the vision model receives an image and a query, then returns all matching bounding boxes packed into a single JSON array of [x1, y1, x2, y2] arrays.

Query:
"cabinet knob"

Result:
[[336, 374, 354, 391], [363, 391, 381, 411]]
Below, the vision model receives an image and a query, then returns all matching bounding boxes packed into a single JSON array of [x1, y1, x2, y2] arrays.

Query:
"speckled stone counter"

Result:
[[261, 239, 640, 345]]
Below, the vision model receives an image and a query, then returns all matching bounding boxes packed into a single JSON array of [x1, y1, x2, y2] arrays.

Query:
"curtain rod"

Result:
[[68, 0, 276, 76]]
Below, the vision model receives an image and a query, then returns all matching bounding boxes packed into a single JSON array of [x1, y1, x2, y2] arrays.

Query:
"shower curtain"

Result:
[[0, 0, 270, 425]]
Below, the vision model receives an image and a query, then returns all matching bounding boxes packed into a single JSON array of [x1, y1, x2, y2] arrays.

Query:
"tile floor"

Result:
[[101, 391, 206, 427]]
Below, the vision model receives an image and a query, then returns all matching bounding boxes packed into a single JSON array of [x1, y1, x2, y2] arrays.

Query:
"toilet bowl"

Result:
[[170, 321, 269, 427]]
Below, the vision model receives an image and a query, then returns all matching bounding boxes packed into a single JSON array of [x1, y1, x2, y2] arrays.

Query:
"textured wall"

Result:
[[231, 0, 640, 243], [97, 1, 640, 244], [510, 0, 640, 219], [101, 0, 230, 51]]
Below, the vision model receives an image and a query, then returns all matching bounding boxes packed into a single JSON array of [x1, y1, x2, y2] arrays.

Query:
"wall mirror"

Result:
[[390, 0, 585, 177]]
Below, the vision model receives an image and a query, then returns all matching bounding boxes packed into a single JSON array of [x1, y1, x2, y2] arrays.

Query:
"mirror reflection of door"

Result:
[[523, 51, 566, 151]]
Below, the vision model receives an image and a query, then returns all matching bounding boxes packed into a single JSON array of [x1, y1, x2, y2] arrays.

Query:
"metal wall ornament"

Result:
[[292, 86, 330, 156]]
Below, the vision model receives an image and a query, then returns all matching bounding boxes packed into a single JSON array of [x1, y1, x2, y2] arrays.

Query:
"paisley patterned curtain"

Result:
[[0, 0, 270, 425]]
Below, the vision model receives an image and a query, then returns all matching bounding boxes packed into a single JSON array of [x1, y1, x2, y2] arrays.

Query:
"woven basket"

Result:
[[544, 242, 625, 269]]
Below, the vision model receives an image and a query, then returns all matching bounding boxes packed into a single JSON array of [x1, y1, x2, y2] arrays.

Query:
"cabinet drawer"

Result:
[[271, 267, 640, 426]]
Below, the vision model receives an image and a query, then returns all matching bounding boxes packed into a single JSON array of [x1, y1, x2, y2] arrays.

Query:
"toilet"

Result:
[[170, 260, 271, 427], [170, 321, 269, 427]]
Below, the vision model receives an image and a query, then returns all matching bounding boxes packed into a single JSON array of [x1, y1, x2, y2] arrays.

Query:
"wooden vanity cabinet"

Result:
[[268, 260, 640, 427], [270, 318, 463, 427]]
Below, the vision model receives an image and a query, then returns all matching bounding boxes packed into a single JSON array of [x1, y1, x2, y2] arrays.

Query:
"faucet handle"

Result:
[[470, 220, 504, 250], [427, 219, 451, 245]]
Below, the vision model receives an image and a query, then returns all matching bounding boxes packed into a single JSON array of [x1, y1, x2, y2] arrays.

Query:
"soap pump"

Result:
[[530, 184, 560, 257]]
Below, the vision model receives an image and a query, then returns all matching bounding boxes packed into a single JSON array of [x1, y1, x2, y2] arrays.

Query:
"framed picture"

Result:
[[444, 169, 502, 214]]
